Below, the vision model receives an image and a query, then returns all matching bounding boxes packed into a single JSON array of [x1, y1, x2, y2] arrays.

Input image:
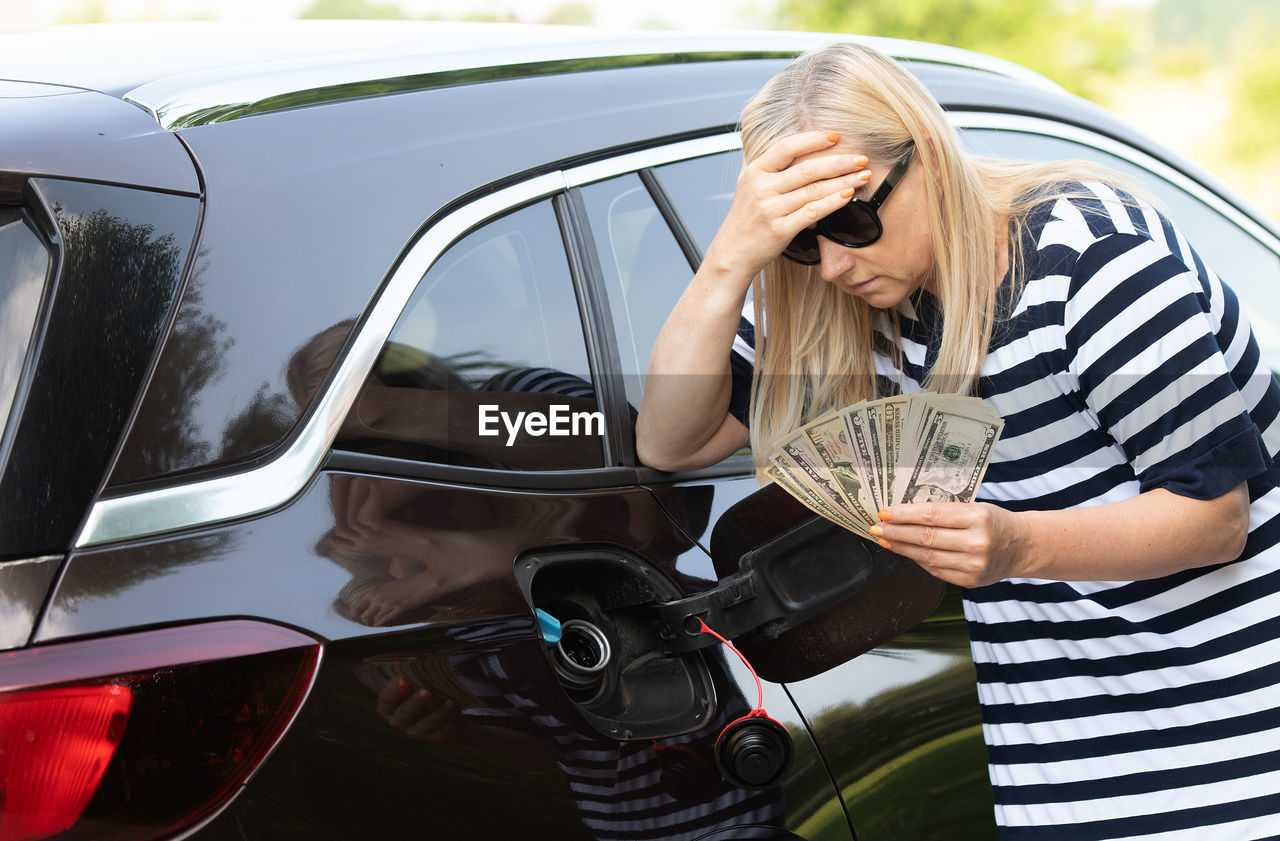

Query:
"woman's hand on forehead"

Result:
[[756, 130, 873, 195], [704, 130, 872, 279]]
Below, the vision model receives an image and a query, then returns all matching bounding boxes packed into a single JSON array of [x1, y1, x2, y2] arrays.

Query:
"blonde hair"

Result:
[[742, 41, 1130, 466]]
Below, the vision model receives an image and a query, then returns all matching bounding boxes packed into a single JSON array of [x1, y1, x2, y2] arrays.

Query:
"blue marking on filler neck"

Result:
[[535, 608, 562, 645]]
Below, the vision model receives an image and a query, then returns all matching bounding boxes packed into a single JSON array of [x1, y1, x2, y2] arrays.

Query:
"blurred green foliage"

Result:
[[1153, 0, 1280, 58], [56, 0, 214, 23], [56, 0, 110, 23], [1226, 40, 1280, 165], [299, 0, 412, 19], [297, 0, 593, 25], [546, 3, 595, 26], [771, 0, 1143, 101], [1152, 0, 1280, 170]]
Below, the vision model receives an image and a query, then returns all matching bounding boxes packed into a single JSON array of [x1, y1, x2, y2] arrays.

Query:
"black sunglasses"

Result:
[[781, 147, 915, 265]]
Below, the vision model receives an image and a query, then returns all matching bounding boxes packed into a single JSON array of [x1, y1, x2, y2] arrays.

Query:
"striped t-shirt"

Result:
[[732, 182, 1280, 839]]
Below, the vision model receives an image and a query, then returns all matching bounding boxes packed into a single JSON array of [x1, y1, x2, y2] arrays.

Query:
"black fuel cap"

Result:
[[714, 715, 794, 789]]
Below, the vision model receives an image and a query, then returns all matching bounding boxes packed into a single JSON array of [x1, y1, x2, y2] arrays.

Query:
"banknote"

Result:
[[843, 403, 885, 515], [766, 460, 870, 536], [799, 412, 878, 529], [768, 392, 1003, 543], [879, 395, 909, 509], [897, 407, 1002, 505], [772, 432, 875, 536]]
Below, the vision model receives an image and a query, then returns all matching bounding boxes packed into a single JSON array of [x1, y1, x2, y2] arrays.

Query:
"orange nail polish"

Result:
[[825, 131, 840, 143], [840, 187, 855, 198], [396, 677, 409, 691], [854, 155, 869, 167], [878, 509, 892, 521], [877, 538, 892, 550], [869, 524, 884, 537], [858, 170, 872, 181]]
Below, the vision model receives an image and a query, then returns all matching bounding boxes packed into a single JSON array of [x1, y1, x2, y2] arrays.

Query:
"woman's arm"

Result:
[[636, 130, 871, 471], [872, 483, 1251, 588], [635, 264, 752, 471]]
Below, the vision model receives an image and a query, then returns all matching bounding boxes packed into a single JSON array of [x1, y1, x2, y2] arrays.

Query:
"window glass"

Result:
[[335, 200, 605, 470], [654, 151, 741, 255], [0, 209, 50, 447], [578, 173, 697, 410], [963, 128, 1280, 369]]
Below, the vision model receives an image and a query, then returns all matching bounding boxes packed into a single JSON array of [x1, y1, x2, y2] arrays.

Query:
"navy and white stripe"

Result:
[[732, 182, 1280, 839]]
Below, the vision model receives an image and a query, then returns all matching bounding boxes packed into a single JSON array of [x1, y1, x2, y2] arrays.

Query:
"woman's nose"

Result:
[[817, 236, 858, 282]]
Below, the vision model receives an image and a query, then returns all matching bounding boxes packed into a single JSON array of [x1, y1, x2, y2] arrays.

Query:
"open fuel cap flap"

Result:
[[651, 482, 945, 682]]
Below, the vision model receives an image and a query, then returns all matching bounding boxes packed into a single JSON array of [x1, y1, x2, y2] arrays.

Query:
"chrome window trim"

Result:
[[565, 134, 741, 188], [952, 112, 1280, 256], [75, 135, 742, 548]]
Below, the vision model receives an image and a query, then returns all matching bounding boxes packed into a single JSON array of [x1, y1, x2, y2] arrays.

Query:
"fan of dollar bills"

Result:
[[766, 394, 1004, 541]]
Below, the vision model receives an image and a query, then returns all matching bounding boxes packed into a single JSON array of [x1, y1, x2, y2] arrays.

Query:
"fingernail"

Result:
[[877, 538, 893, 550], [825, 131, 840, 143], [840, 187, 856, 198], [858, 170, 872, 182], [869, 524, 884, 537], [854, 155, 868, 167], [396, 677, 409, 691], [878, 509, 892, 521]]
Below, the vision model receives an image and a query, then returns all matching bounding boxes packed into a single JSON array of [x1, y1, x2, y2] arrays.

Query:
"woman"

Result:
[[637, 41, 1280, 839]]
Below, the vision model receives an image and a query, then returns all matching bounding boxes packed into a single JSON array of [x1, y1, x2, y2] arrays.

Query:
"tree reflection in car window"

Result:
[[324, 200, 605, 471], [0, 209, 49, 446]]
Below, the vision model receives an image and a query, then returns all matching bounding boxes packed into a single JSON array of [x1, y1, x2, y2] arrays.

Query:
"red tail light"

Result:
[[0, 685, 132, 841], [0, 621, 320, 841]]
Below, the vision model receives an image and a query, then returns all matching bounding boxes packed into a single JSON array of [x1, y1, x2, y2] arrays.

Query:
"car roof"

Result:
[[0, 20, 1062, 129]]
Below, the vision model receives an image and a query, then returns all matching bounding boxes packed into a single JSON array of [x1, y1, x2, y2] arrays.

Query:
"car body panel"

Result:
[[0, 84, 199, 199]]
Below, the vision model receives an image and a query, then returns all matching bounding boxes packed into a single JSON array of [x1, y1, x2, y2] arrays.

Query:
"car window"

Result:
[[577, 173, 698, 410], [334, 199, 605, 471], [0, 208, 49, 446], [962, 127, 1280, 369], [653, 151, 741, 256]]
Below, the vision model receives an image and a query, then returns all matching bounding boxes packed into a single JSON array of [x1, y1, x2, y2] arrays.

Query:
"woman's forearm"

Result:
[[876, 483, 1252, 587], [636, 261, 754, 470], [1012, 484, 1250, 582]]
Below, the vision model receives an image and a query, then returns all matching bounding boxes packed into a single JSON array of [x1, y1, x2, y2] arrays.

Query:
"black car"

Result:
[[3, 21, 1279, 841]]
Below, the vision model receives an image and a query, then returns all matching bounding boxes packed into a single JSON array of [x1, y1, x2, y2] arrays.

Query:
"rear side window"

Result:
[[0, 208, 50, 450], [334, 199, 606, 471]]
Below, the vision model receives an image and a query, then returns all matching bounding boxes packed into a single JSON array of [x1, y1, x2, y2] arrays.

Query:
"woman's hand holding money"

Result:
[[870, 502, 1026, 588]]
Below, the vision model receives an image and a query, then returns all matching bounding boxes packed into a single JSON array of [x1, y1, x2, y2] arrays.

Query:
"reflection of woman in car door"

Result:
[[316, 472, 787, 838], [639, 40, 1280, 839], [372, 634, 786, 841]]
